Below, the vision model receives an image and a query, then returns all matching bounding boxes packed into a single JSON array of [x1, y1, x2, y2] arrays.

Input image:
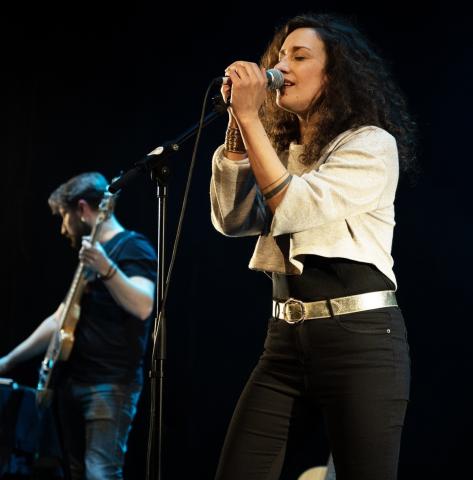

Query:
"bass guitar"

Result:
[[36, 190, 116, 407]]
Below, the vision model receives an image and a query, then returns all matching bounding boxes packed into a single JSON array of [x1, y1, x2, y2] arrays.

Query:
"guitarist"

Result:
[[0, 172, 156, 480]]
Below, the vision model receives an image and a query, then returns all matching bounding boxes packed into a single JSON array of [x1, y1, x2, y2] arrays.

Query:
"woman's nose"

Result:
[[274, 60, 289, 73]]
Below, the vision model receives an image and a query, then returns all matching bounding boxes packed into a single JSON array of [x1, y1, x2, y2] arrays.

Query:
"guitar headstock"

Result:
[[95, 174, 122, 226], [95, 191, 117, 226]]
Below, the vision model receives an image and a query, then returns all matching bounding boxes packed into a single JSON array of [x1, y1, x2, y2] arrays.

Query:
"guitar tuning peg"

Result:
[[110, 171, 124, 185]]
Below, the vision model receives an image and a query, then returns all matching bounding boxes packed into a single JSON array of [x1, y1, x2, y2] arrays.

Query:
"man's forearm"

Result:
[[4, 315, 58, 368], [102, 271, 154, 321]]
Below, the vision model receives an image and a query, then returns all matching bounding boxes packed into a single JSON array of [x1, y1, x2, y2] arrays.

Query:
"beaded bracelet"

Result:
[[225, 126, 246, 154], [101, 262, 118, 281]]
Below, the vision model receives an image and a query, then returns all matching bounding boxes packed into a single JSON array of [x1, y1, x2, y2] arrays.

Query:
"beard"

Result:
[[67, 217, 92, 249]]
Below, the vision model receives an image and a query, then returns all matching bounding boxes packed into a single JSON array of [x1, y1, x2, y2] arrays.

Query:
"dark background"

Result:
[[1, 3, 471, 480]]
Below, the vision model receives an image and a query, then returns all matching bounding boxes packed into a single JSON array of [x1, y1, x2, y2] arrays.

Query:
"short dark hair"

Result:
[[48, 172, 109, 214]]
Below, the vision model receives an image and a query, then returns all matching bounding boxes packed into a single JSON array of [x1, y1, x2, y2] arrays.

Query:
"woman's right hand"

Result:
[[223, 62, 268, 125]]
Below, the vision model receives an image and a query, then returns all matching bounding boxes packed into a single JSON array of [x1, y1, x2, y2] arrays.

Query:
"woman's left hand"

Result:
[[225, 61, 267, 123]]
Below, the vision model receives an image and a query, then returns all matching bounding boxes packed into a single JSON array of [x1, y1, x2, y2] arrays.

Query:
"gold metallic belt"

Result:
[[272, 290, 398, 325]]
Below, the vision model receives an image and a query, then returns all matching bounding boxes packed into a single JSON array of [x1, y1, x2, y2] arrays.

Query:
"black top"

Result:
[[68, 230, 157, 385], [272, 254, 395, 302]]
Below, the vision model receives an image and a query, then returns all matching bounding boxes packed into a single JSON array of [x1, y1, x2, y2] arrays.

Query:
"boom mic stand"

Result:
[[108, 99, 224, 480]]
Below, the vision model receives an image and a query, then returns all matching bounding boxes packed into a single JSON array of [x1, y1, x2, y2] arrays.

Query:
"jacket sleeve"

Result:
[[269, 127, 397, 236], [210, 145, 269, 237]]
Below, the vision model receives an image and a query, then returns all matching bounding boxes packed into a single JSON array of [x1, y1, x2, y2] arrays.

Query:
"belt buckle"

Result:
[[283, 298, 306, 324]]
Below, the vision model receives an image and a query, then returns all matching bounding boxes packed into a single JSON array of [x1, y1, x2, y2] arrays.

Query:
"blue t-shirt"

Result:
[[68, 230, 157, 385]]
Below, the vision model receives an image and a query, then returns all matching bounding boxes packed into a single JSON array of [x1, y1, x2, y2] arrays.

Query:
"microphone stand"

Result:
[[108, 100, 224, 480]]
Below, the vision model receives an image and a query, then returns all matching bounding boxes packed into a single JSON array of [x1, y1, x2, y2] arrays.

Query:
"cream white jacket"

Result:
[[210, 126, 399, 289]]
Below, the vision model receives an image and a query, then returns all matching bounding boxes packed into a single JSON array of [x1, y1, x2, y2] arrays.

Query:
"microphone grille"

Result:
[[267, 69, 284, 91]]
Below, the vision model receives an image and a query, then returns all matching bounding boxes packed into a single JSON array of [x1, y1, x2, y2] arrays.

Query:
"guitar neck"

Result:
[[57, 221, 103, 329]]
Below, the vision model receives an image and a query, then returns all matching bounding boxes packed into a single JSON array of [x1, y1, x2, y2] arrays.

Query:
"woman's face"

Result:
[[274, 28, 327, 116]]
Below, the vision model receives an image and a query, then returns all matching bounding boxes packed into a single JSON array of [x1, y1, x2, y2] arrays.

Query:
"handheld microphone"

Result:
[[215, 68, 284, 91]]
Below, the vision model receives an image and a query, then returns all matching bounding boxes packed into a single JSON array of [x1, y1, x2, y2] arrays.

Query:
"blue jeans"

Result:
[[57, 382, 142, 480], [215, 306, 410, 480]]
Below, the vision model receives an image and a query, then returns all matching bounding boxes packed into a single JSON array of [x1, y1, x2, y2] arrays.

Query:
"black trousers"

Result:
[[215, 305, 410, 480]]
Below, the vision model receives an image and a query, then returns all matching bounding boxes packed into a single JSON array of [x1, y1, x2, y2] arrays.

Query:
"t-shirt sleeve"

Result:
[[116, 234, 157, 283]]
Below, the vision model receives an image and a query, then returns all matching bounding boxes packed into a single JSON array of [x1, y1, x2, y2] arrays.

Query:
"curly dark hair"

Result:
[[259, 13, 418, 177]]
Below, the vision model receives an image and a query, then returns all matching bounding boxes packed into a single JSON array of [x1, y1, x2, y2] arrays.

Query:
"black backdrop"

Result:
[[1, 4, 472, 480]]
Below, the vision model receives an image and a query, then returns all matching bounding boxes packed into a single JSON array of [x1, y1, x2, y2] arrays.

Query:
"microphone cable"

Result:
[[146, 79, 225, 480]]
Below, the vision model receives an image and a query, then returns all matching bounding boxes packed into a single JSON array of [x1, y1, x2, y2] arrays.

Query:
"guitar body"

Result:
[[298, 467, 328, 480], [36, 329, 63, 408], [36, 287, 86, 408], [58, 301, 81, 361]]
